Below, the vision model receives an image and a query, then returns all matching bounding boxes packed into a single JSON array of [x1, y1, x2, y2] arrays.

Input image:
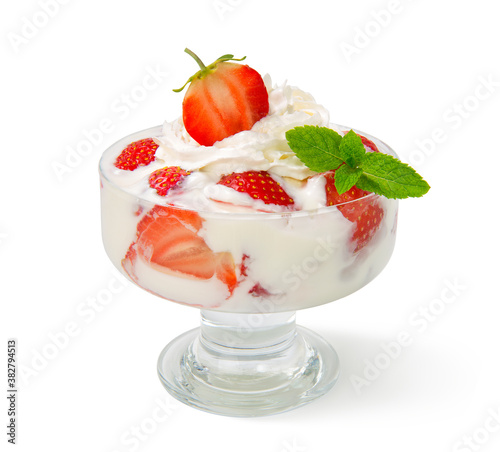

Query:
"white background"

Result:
[[2, 0, 500, 451]]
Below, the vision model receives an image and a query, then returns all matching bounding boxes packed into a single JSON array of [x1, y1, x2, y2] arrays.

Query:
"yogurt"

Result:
[[99, 81, 398, 313]]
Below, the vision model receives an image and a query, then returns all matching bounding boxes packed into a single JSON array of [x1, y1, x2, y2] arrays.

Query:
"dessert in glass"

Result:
[[98, 51, 423, 416]]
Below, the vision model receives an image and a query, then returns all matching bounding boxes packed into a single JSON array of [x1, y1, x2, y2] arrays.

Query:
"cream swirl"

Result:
[[154, 76, 330, 181]]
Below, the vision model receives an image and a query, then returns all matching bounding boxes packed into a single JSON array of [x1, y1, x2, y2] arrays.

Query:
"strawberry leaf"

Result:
[[357, 152, 431, 199], [334, 164, 363, 194], [285, 126, 344, 172]]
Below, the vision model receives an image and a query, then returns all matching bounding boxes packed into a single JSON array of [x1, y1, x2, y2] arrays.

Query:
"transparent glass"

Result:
[[99, 125, 398, 416]]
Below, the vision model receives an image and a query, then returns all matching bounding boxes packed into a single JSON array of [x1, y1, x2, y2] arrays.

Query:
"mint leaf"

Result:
[[357, 152, 431, 199], [286, 125, 430, 200], [334, 164, 363, 194], [339, 130, 366, 167], [285, 126, 344, 172]]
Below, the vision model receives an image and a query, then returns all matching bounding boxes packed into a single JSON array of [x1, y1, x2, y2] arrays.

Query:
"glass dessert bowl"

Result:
[[99, 125, 399, 417]]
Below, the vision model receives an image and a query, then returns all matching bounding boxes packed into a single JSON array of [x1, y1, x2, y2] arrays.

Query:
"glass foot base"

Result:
[[157, 311, 340, 417]]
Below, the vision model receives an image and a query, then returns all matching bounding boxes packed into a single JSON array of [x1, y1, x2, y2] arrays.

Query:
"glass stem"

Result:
[[199, 310, 297, 356]]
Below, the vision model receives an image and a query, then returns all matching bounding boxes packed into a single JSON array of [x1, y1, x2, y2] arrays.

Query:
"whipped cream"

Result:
[[100, 78, 336, 213], [155, 76, 331, 180]]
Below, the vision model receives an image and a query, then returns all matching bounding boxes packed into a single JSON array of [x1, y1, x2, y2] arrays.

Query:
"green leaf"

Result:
[[285, 126, 344, 172], [339, 130, 366, 168], [173, 49, 247, 92], [357, 152, 431, 199], [334, 164, 363, 194], [286, 125, 430, 200]]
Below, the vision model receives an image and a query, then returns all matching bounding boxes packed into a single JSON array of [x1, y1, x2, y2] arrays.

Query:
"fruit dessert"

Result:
[[99, 49, 429, 313]]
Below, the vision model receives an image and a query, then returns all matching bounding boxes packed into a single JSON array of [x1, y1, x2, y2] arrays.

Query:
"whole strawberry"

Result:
[[114, 138, 158, 170], [174, 48, 269, 146]]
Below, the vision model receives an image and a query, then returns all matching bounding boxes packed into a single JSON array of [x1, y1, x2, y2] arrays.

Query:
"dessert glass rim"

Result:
[[98, 124, 398, 220]]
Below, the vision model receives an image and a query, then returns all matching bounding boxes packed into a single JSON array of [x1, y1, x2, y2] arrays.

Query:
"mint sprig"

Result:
[[286, 126, 430, 199], [284, 126, 343, 172], [339, 130, 365, 167]]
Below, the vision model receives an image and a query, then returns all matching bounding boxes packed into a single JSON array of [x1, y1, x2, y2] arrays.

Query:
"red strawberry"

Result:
[[324, 171, 384, 252], [148, 166, 190, 196], [239, 255, 274, 298], [122, 205, 237, 294], [174, 48, 269, 146], [343, 131, 379, 153], [239, 253, 250, 277], [249, 283, 272, 298], [215, 252, 238, 295], [359, 134, 379, 153], [114, 138, 158, 170], [217, 171, 294, 207]]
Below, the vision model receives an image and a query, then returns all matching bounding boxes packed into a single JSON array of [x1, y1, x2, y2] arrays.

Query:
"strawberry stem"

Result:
[[173, 48, 247, 93], [184, 48, 206, 71]]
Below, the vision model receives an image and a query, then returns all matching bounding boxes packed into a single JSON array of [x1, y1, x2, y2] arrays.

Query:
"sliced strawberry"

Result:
[[324, 171, 384, 252], [359, 134, 379, 153], [217, 171, 294, 207], [237, 254, 275, 298], [216, 253, 238, 294], [148, 166, 190, 196], [249, 283, 272, 298], [122, 205, 237, 294], [239, 253, 250, 277], [114, 138, 158, 170], [122, 247, 138, 284], [174, 49, 269, 146], [343, 131, 380, 153]]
